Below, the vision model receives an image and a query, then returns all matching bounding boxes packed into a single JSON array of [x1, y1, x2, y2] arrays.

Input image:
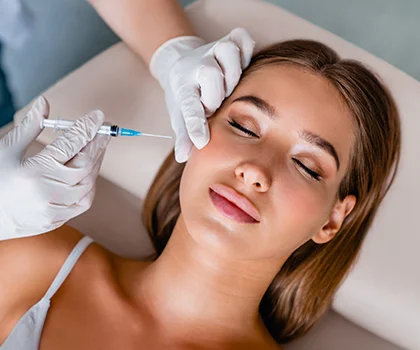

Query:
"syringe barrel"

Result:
[[98, 124, 119, 137], [41, 119, 120, 137], [42, 119, 75, 130]]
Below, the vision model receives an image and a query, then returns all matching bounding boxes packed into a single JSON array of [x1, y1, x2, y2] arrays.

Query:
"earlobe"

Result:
[[312, 195, 357, 244]]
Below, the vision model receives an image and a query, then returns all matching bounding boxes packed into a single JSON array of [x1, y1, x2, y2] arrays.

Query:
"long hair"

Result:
[[143, 40, 401, 344]]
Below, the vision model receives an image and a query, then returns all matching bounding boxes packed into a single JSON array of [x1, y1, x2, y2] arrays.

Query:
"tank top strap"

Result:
[[43, 236, 94, 300]]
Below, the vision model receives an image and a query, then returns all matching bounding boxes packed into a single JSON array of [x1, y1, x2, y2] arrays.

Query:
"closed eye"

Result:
[[228, 120, 322, 181], [228, 119, 259, 138], [292, 158, 322, 181]]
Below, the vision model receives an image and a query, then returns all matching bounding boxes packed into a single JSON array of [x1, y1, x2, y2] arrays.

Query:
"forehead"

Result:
[[232, 65, 355, 173]]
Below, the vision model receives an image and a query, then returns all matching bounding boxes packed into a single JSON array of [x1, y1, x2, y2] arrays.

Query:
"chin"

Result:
[[180, 205, 261, 260]]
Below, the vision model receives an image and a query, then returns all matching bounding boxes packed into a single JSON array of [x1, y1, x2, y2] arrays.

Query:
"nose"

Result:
[[235, 163, 271, 192]]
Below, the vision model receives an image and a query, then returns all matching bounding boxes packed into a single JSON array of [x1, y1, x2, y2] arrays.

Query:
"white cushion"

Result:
[[15, 1, 420, 349]]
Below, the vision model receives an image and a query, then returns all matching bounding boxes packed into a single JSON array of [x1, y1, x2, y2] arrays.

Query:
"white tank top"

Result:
[[0, 236, 94, 350]]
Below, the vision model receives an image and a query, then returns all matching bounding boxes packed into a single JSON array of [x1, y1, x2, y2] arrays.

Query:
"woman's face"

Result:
[[179, 65, 356, 261]]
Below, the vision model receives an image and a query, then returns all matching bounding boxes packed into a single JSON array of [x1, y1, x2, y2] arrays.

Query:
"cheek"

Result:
[[180, 127, 233, 216], [280, 179, 325, 218], [191, 121, 238, 160], [179, 130, 244, 256], [266, 175, 332, 253], [186, 124, 244, 183]]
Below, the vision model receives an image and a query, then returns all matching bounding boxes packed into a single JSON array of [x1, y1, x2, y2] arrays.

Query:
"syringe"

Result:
[[41, 119, 173, 139]]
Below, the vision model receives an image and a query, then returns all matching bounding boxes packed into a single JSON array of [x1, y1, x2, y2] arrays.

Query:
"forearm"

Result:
[[88, 0, 196, 64]]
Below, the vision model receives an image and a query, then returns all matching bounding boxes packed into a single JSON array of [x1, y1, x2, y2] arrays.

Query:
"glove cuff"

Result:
[[149, 35, 206, 87]]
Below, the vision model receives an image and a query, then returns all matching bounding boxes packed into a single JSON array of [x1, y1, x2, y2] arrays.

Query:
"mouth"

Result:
[[209, 184, 261, 224]]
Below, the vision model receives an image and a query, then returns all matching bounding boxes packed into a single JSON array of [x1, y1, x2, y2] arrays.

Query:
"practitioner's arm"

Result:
[[87, 0, 193, 64]]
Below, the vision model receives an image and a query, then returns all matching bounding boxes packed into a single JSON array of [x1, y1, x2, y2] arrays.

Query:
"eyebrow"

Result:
[[232, 95, 341, 171], [233, 95, 277, 120], [299, 130, 340, 171]]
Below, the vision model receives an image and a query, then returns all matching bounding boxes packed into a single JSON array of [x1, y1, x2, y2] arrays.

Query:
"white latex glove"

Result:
[[150, 27, 255, 163], [0, 96, 111, 240]]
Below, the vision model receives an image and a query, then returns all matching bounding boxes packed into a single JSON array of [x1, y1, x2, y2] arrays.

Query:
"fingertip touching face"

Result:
[[179, 65, 357, 261]]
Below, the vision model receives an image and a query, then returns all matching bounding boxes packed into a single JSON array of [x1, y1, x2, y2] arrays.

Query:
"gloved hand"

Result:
[[150, 27, 255, 163], [0, 96, 111, 240]]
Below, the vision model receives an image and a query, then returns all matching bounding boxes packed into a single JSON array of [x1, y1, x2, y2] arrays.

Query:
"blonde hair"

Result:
[[143, 40, 401, 344]]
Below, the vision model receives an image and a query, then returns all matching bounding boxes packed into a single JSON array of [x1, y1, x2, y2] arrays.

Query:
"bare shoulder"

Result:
[[0, 225, 86, 342], [0, 225, 84, 302]]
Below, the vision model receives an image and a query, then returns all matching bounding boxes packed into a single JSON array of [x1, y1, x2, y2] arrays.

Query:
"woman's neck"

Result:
[[127, 215, 286, 343]]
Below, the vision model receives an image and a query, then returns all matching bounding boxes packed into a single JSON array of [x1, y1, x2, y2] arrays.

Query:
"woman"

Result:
[[0, 40, 401, 349]]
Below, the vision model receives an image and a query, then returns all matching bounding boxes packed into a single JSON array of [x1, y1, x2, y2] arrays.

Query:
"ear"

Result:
[[312, 195, 357, 244]]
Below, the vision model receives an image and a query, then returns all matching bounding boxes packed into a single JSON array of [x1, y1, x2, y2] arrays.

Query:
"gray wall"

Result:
[[263, 0, 420, 80]]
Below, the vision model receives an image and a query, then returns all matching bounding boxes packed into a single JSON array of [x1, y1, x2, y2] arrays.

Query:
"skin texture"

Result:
[[0, 66, 356, 349], [88, 0, 195, 64]]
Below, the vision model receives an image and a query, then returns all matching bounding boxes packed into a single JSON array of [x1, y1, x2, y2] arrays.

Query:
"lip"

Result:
[[209, 184, 261, 223]]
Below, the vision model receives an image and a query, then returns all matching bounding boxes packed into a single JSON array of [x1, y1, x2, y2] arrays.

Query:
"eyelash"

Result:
[[292, 159, 322, 181], [228, 119, 259, 138], [228, 119, 322, 182]]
